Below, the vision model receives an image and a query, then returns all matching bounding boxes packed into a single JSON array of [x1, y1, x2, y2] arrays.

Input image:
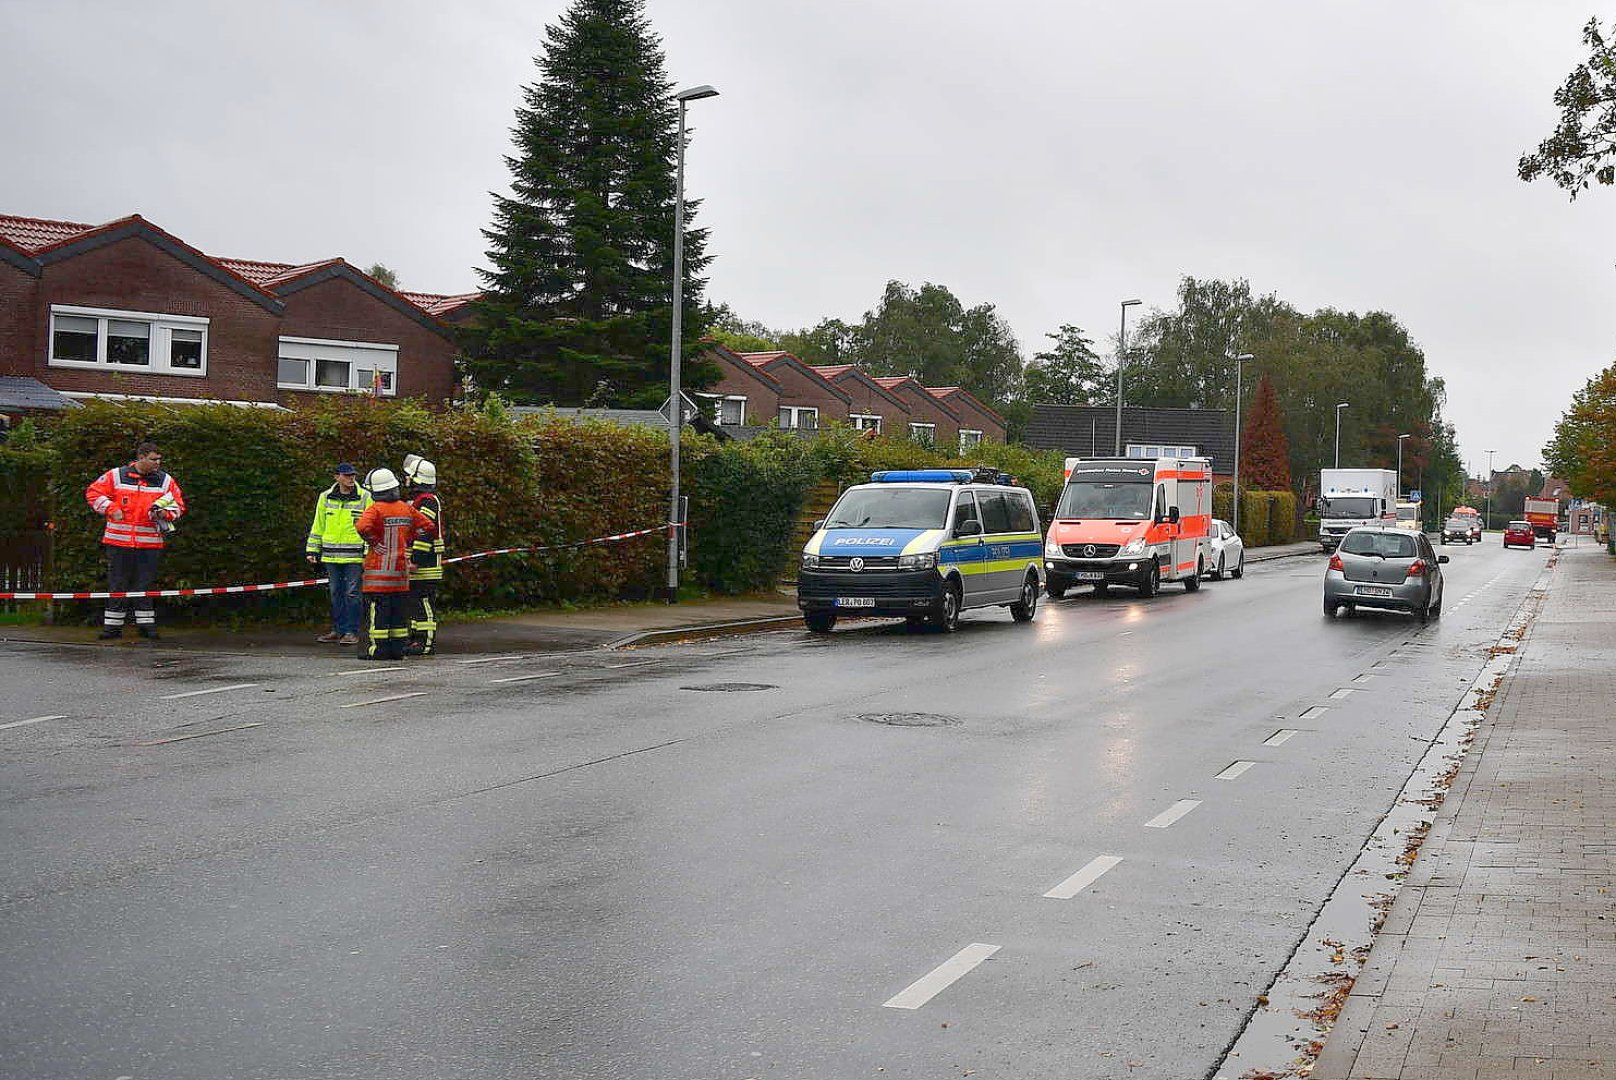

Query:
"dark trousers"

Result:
[[105, 546, 161, 628], [408, 579, 438, 655], [361, 591, 411, 660]]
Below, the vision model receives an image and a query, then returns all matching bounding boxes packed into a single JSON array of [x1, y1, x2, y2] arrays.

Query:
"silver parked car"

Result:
[[1204, 518, 1245, 579], [1323, 525, 1448, 622]]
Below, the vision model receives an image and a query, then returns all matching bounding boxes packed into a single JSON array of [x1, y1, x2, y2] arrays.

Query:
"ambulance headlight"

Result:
[[898, 552, 937, 570], [1121, 537, 1148, 556], [1044, 539, 1062, 557], [800, 553, 821, 569]]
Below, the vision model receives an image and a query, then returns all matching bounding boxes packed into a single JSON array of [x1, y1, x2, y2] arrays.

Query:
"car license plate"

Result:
[[1355, 585, 1393, 598], [834, 596, 875, 608], [1074, 571, 1107, 582]]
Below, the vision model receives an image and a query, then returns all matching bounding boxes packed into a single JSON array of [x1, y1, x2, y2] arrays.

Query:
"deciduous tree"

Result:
[[1544, 361, 1616, 506], [1023, 324, 1107, 405], [1519, 17, 1616, 199]]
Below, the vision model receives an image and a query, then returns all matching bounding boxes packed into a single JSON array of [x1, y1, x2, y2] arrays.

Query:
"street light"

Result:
[[1396, 433, 1411, 500], [1484, 448, 1497, 533], [666, 83, 719, 604], [1334, 402, 1350, 468], [1114, 298, 1142, 455], [1231, 353, 1253, 535]]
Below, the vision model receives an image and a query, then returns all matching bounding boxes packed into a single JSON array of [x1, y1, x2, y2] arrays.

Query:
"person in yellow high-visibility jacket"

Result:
[[306, 463, 372, 644]]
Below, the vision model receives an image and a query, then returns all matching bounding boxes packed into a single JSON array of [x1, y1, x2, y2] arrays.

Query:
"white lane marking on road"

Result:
[[456, 655, 529, 665], [1215, 761, 1256, 780], [882, 943, 1000, 1009], [1329, 687, 1359, 700], [339, 692, 428, 709], [490, 672, 560, 685], [159, 683, 260, 700], [1043, 855, 1123, 899], [1263, 729, 1299, 747], [330, 666, 404, 676], [133, 723, 263, 746], [1118, 631, 1134, 637], [1300, 705, 1330, 721], [1352, 673, 1378, 684], [1143, 799, 1202, 829], [0, 714, 67, 732], [605, 660, 655, 669]]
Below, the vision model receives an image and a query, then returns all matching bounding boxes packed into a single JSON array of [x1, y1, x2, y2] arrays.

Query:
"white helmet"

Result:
[[405, 455, 436, 486], [366, 467, 400, 494]]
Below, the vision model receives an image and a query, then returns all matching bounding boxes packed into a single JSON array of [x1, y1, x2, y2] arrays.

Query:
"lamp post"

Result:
[[1114, 298, 1142, 455], [1334, 402, 1350, 468], [1396, 433, 1410, 499], [666, 84, 719, 604], [1484, 448, 1497, 533], [1231, 353, 1253, 535]]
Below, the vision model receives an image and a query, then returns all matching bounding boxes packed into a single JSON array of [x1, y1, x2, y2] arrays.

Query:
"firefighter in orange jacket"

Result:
[[84, 440, 186, 640], [355, 468, 436, 661]]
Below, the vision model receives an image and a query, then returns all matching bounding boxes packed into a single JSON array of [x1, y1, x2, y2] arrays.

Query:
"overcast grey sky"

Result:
[[4, 0, 1612, 478]]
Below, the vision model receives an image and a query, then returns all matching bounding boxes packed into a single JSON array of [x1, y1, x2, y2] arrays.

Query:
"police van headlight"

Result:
[[1121, 537, 1148, 556], [800, 553, 821, 569], [897, 552, 937, 570], [1044, 539, 1063, 557]]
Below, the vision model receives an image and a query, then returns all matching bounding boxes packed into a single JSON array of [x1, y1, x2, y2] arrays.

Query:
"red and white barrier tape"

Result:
[[0, 523, 671, 600]]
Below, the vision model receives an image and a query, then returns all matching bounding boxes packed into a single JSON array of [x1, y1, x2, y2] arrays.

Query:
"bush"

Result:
[[1266, 491, 1298, 544]]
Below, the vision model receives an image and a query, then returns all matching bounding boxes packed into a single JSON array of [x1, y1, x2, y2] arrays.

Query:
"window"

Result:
[[277, 337, 398, 396], [1126, 444, 1196, 459], [696, 393, 746, 425], [1005, 492, 1035, 533], [909, 422, 936, 444], [979, 490, 1013, 534], [48, 306, 209, 376], [850, 413, 882, 433], [952, 492, 979, 532], [778, 406, 818, 430], [959, 428, 983, 452]]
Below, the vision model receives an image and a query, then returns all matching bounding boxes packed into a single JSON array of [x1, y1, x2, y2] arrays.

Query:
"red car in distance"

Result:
[[1503, 521, 1536, 549]]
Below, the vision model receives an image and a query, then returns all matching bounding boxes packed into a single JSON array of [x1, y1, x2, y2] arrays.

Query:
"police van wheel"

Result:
[[804, 611, 836, 634], [1183, 557, 1202, 592], [935, 583, 962, 632], [1139, 559, 1160, 598], [1010, 574, 1038, 622], [1046, 581, 1067, 600], [905, 616, 927, 631]]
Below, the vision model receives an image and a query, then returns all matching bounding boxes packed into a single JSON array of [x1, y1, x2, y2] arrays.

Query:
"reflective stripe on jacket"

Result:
[[85, 465, 185, 549], [409, 491, 445, 582], [306, 484, 372, 564], [356, 499, 435, 593]]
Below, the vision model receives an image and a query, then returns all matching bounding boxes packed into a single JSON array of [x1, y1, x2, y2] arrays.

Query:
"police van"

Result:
[[796, 468, 1045, 633]]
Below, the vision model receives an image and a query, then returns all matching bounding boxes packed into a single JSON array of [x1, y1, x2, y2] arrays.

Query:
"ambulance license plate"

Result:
[[835, 597, 875, 608], [1355, 585, 1393, 598], [1074, 571, 1107, 582]]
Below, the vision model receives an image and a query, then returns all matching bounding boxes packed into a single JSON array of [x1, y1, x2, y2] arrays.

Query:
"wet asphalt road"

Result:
[[0, 538, 1552, 1080]]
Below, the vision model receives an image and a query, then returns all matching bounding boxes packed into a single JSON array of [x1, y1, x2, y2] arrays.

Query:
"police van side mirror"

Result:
[[813, 519, 825, 531], [954, 520, 982, 538]]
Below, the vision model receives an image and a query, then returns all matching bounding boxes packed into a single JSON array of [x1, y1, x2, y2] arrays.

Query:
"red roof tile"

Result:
[[0, 214, 97, 253], [214, 257, 299, 285], [812, 364, 854, 377]]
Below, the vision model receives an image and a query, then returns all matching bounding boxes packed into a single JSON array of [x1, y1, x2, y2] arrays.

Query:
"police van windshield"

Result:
[[825, 487, 953, 529], [1055, 481, 1152, 520], [1321, 496, 1378, 519]]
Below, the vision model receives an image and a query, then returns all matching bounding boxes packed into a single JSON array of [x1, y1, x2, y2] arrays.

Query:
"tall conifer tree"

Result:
[[463, 0, 714, 404], [1240, 373, 1292, 491]]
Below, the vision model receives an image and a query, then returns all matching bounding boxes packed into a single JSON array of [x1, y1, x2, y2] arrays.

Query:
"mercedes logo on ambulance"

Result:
[[1083, 544, 1096, 557]]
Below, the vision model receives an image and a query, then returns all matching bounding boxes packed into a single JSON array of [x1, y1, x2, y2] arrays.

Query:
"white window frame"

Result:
[[48, 305, 210, 377], [1126, 443, 1196, 459], [778, 405, 818, 430], [276, 336, 399, 397], [850, 413, 882, 433], [696, 393, 747, 426], [959, 428, 984, 451], [909, 422, 936, 441]]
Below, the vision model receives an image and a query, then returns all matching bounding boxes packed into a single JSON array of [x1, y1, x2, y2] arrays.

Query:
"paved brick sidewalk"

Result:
[[1313, 541, 1616, 1079]]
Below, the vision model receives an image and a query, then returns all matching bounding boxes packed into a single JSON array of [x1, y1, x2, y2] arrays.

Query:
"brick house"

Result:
[[810, 365, 911, 434], [925, 386, 1005, 452], [694, 343, 784, 427], [872, 376, 963, 447], [0, 212, 468, 409]]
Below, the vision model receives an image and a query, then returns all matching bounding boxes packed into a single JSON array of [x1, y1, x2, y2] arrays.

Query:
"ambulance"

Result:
[[1042, 456, 1212, 598]]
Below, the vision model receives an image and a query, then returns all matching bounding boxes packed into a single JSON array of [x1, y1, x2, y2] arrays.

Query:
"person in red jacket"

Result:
[[84, 441, 185, 640], [354, 468, 435, 661]]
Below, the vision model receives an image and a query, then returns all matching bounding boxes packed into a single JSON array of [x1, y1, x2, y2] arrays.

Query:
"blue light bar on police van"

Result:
[[870, 469, 974, 483]]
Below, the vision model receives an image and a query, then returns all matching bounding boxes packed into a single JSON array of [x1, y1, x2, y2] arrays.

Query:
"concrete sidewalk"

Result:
[[1313, 540, 1616, 1079]]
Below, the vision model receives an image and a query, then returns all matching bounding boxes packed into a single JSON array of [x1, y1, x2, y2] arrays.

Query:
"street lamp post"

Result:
[[1396, 433, 1411, 499], [666, 84, 719, 604], [1114, 298, 1142, 455], [1484, 448, 1497, 533], [1231, 353, 1253, 535], [1334, 402, 1350, 468]]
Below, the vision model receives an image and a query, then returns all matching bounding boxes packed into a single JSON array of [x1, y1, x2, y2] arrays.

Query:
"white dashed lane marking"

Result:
[[1328, 687, 1360, 700], [331, 667, 404, 677], [490, 673, 561, 685], [456, 655, 530, 665], [882, 943, 1000, 1009], [159, 683, 260, 700], [1043, 855, 1123, 899], [0, 714, 67, 732], [1215, 761, 1255, 780], [1263, 729, 1299, 747], [339, 692, 429, 709], [1300, 705, 1330, 721], [1143, 800, 1202, 829]]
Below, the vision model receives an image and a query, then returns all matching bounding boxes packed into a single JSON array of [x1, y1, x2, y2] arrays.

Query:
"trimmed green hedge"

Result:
[[1212, 484, 1296, 547]]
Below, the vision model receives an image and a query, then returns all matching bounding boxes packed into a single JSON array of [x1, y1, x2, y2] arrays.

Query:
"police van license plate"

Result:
[[1355, 585, 1393, 598], [1074, 571, 1107, 582], [835, 597, 875, 608]]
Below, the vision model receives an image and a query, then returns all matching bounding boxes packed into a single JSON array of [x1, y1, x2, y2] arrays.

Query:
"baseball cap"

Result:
[[334, 463, 357, 475]]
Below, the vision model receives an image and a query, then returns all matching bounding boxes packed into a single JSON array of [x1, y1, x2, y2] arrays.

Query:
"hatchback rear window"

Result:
[[1341, 531, 1416, 558], [1509, 522, 1530, 530]]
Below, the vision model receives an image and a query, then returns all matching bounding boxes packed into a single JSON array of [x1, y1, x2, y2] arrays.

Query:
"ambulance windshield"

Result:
[[1055, 482, 1152, 520], [825, 487, 953, 529]]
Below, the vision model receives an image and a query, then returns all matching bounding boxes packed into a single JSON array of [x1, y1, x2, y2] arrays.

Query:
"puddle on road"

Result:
[[856, 712, 960, 728]]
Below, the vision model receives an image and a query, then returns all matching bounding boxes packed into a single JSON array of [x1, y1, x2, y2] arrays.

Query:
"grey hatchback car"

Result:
[[1323, 526, 1448, 621]]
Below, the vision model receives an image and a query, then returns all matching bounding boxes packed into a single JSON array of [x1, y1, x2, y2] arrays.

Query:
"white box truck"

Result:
[[1317, 468, 1398, 552]]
